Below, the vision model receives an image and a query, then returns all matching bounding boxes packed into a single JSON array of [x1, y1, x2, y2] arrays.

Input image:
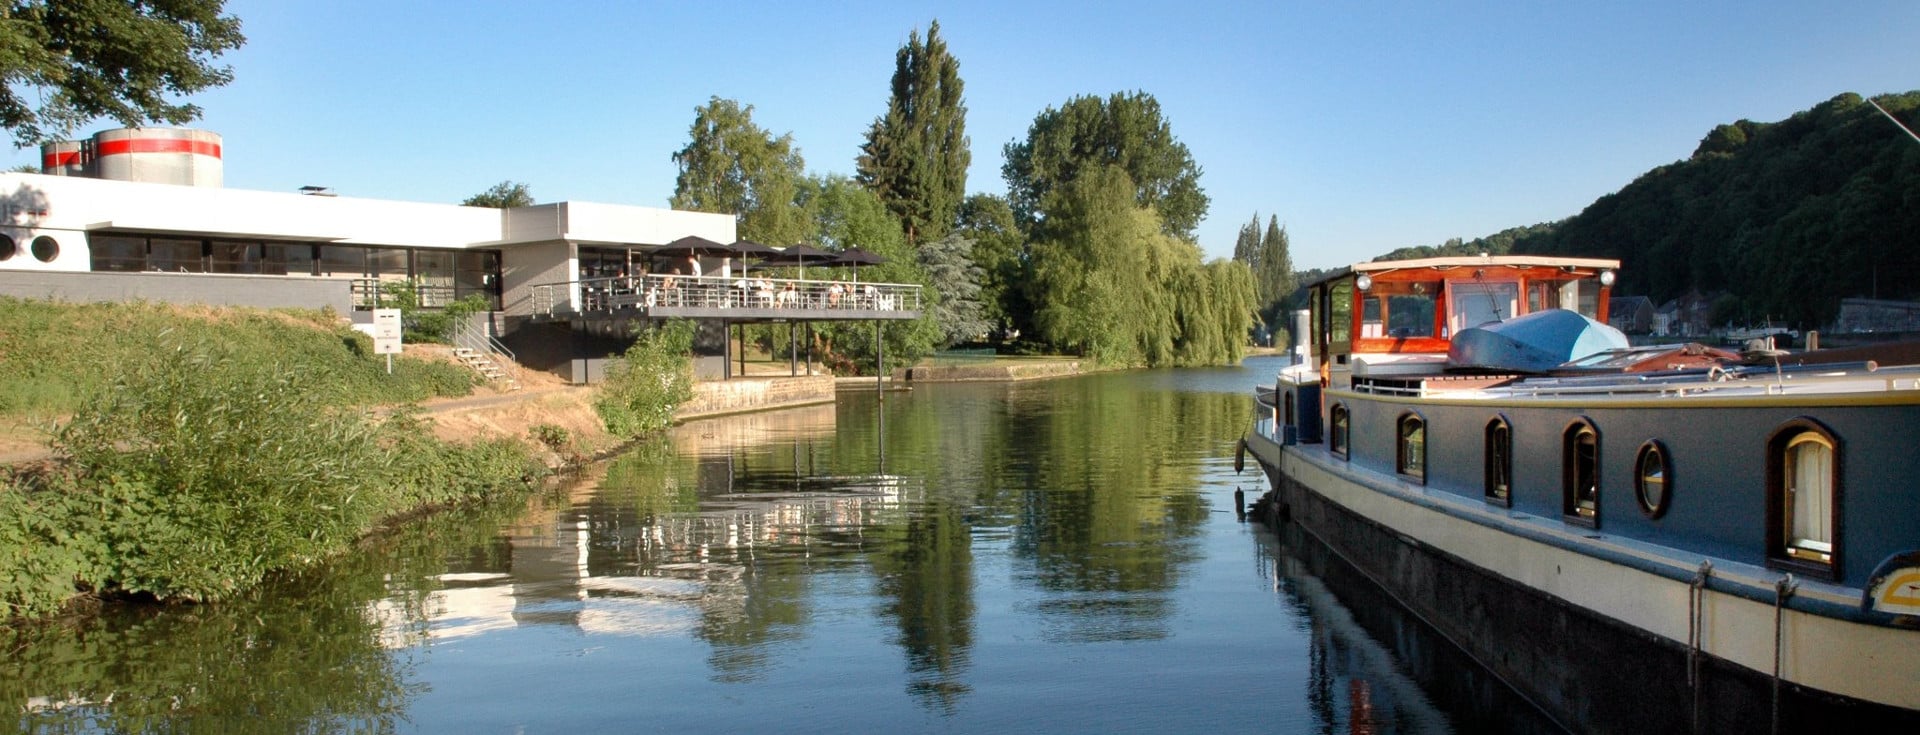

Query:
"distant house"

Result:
[[1608, 296, 1654, 334], [1653, 291, 1715, 338], [1832, 298, 1920, 334]]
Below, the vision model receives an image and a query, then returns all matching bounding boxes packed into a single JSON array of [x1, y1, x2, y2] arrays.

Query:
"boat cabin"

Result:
[[1302, 255, 1620, 386]]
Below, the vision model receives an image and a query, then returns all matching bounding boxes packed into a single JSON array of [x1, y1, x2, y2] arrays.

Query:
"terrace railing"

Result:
[[528, 274, 922, 318]]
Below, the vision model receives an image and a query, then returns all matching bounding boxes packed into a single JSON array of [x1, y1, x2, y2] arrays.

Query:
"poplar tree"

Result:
[[1231, 213, 1261, 266], [670, 97, 810, 246], [1257, 215, 1296, 324], [856, 20, 969, 246]]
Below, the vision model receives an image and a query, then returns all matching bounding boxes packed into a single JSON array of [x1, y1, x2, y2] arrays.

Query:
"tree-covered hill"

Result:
[[1511, 92, 1920, 328]]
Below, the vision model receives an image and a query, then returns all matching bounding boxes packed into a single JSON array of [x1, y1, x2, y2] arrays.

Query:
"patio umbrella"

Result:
[[829, 247, 886, 284], [754, 243, 836, 278], [649, 235, 735, 276]]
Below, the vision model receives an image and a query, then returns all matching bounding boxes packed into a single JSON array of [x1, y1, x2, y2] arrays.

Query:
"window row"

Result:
[[1324, 403, 1840, 579], [88, 235, 502, 309]]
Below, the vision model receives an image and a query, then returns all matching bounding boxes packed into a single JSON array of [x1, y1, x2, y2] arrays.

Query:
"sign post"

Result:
[[371, 308, 403, 374]]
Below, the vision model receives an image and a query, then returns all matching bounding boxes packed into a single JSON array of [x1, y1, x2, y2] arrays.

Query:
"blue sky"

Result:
[[12, 1, 1915, 270]]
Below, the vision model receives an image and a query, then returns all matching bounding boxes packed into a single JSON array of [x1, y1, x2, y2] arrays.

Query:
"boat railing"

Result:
[[1253, 386, 1279, 441], [527, 274, 923, 317]]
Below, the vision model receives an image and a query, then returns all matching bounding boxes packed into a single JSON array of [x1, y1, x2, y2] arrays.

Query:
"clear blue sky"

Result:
[[11, 1, 1915, 270]]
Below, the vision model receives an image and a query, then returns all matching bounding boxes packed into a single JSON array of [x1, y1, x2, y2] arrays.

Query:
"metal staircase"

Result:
[[451, 316, 522, 391]]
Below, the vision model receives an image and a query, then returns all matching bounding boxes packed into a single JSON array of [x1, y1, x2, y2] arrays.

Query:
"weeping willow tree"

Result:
[[1026, 164, 1255, 367]]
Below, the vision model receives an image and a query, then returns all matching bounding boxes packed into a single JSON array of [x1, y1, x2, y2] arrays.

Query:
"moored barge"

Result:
[[1242, 255, 1920, 732]]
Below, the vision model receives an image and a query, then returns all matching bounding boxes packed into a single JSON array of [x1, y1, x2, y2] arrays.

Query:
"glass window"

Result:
[[318, 245, 366, 278], [1330, 403, 1350, 459], [1449, 281, 1519, 333], [456, 250, 501, 310], [1485, 417, 1512, 505], [1784, 434, 1834, 560], [90, 235, 146, 271], [0, 233, 13, 261], [209, 240, 265, 274], [1328, 280, 1352, 346], [415, 250, 455, 307], [149, 238, 204, 272], [1283, 391, 1296, 427], [367, 247, 408, 282], [286, 244, 318, 276], [1562, 420, 1600, 526], [1635, 441, 1671, 519], [30, 235, 58, 263], [1397, 413, 1425, 481]]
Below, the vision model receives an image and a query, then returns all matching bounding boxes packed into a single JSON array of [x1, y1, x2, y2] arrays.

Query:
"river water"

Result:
[[8, 356, 1557, 733]]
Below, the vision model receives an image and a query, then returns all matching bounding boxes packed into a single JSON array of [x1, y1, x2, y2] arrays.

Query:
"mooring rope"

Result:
[[1688, 559, 1713, 733], [1770, 573, 1798, 735]]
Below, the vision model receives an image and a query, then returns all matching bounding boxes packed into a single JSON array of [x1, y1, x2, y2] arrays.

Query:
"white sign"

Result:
[[371, 308, 403, 355]]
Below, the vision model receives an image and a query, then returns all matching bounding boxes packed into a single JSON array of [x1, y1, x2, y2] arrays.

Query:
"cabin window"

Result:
[[1767, 420, 1840, 577], [1397, 413, 1425, 481], [1634, 441, 1671, 519], [1284, 391, 1296, 427], [1562, 419, 1600, 526], [1328, 281, 1353, 348], [1485, 416, 1512, 506], [1447, 281, 1519, 334], [1360, 282, 1438, 339], [0, 233, 13, 261], [1330, 403, 1350, 459]]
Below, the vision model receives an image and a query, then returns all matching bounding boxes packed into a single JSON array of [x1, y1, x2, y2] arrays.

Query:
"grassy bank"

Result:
[[0, 299, 543, 621]]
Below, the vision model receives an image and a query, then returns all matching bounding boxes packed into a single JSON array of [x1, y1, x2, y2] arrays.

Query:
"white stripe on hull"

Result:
[[1276, 443, 1920, 710]]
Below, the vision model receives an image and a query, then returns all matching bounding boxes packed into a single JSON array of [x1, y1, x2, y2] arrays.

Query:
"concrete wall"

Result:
[[501, 240, 573, 317], [676, 376, 837, 419], [0, 269, 353, 312]]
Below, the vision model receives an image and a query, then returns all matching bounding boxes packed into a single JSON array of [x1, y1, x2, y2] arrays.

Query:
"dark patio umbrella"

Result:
[[648, 235, 735, 276], [753, 243, 837, 278], [728, 239, 782, 258], [829, 247, 886, 284]]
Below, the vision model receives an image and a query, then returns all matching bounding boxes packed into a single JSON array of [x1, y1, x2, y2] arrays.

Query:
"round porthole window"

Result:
[[1635, 440, 1672, 519], [30, 235, 58, 263], [0, 234, 14, 261]]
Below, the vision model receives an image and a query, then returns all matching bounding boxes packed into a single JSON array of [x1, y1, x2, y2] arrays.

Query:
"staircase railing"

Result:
[[451, 315, 521, 387]]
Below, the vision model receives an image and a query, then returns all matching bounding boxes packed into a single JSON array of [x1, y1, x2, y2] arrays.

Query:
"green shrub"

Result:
[[595, 320, 696, 437], [378, 280, 492, 344], [530, 423, 571, 453]]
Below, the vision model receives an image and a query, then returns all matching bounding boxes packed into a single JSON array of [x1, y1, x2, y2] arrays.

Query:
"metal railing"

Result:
[[451, 316, 520, 387], [529, 274, 923, 318]]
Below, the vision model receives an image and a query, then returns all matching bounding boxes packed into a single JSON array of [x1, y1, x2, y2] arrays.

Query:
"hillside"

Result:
[[1368, 92, 1920, 329]]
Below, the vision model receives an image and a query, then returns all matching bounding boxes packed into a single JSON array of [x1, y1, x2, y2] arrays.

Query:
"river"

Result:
[[7, 356, 1558, 733]]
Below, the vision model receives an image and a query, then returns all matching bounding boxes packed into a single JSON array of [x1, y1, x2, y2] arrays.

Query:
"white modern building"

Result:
[[0, 128, 920, 382]]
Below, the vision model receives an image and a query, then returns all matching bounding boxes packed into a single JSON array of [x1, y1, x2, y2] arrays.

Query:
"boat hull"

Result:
[[1247, 429, 1920, 733]]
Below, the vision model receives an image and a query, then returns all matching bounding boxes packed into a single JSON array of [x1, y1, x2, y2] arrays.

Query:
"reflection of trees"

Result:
[[868, 500, 975, 712], [2, 499, 531, 732]]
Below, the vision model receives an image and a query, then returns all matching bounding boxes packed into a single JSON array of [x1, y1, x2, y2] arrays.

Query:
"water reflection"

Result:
[[8, 359, 1553, 732]]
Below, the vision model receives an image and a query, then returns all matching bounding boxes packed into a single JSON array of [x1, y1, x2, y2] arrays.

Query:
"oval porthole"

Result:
[[30, 235, 58, 263], [0, 233, 14, 261], [1635, 440, 1671, 519]]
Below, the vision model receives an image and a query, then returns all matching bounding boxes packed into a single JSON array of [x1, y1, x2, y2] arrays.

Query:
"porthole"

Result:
[[1635, 440, 1671, 519], [0, 233, 14, 261], [1329, 403, 1350, 459], [30, 235, 58, 263], [1561, 418, 1600, 527], [1484, 416, 1513, 506], [1397, 412, 1426, 482]]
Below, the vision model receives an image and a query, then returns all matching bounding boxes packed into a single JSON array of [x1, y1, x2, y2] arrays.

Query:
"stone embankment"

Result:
[[893, 360, 1087, 383]]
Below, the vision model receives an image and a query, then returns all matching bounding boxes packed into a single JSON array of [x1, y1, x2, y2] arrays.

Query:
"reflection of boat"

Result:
[[1242, 255, 1920, 731]]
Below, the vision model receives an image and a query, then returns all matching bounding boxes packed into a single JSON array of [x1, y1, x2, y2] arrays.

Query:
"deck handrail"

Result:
[[527, 273, 923, 317]]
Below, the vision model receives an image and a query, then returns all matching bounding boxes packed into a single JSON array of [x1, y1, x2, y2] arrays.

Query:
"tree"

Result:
[[462, 181, 533, 208], [918, 232, 991, 346], [1002, 91, 1209, 239], [0, 1, 245, 146], [1231, 213, 1260, 267], [1256, 215, 1295, 327], [856, 19, 969, 246], [795, 175, 941, 374], [670, 97, 809, 245], [955, 193, 1025, 338]]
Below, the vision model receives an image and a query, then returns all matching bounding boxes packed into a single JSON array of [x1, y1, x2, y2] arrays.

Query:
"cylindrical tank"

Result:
[[39, 140, 88, 176], [90, 127, 223, 187]]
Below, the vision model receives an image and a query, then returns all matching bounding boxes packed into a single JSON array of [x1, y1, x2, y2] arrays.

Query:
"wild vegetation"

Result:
[[0, 299, 542, 621], [596, 320, 697, 437]]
